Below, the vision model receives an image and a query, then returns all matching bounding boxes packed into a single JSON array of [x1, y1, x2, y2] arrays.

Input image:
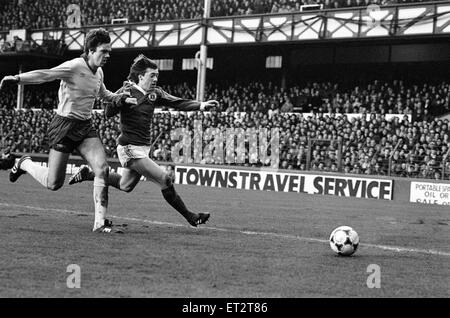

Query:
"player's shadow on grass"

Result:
[[129, 224, 210, 236]]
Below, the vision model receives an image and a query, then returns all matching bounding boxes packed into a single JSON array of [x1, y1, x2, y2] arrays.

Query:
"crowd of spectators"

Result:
[[0, 0, 439, 31], [150, 111, 450, 180], [1, 107, 449, 180], [0, 85, 58, 110], [3, 79, 450, 120], [1, 79, 449, 180], [0, 108, 53, 155], [0, 34, 67, 55], [200, 80, 450, 121]]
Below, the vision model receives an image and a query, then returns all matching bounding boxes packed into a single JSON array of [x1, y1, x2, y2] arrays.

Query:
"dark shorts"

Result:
[[47, 114, 98, 153]]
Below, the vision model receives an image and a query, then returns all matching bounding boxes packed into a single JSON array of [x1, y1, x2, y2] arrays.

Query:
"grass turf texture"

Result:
[[0, 171, 449, 297]]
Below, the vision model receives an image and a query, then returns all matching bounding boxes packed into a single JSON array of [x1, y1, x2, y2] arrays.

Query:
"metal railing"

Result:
[[441, 147, 450, 180], [1, 1, 448, 51], [388, 140, 402, 177]]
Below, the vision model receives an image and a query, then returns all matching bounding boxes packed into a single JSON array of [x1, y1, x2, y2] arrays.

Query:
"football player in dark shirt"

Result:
[[69, 54, 219, 227]]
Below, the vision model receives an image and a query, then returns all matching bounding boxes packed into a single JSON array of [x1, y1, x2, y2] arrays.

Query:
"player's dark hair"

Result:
[[128, 54, 158, 83], [84, 28, 111, 54]]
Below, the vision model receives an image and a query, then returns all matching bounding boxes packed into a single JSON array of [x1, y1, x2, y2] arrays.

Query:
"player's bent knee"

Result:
[[162, 172, 173, 188], [93, 163, 109, 178]]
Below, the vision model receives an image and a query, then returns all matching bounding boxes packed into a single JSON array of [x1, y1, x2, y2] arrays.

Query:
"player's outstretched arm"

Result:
[[103, 94, 137, 118], [156, 88, 219, 111], [0, 75, 20, 91], [103, 82, 136, 118], [1, 61, 75, 89], [99, 80, 136, 108], [200, 100, 220, 111]]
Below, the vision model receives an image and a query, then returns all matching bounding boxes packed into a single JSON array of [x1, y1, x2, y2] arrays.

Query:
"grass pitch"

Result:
[[0, 171, 449, 297]]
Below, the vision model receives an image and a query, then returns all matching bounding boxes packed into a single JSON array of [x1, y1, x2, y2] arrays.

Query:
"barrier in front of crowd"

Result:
[[7, 1, 450, 50], [18, 153, 450, 207]]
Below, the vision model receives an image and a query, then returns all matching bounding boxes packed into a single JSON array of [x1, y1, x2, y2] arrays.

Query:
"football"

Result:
[[329, 226, 359, 256]]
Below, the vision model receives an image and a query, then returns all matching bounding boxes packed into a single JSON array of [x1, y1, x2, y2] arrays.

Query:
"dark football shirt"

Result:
[[105, 82, 201, 146]]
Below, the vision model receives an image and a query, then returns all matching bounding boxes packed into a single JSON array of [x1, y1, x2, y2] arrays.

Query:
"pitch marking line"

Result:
[[1, 202, 449, 257]]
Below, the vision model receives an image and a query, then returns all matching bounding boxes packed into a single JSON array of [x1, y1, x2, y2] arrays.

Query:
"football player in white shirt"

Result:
[[0, 28, 137, 233]]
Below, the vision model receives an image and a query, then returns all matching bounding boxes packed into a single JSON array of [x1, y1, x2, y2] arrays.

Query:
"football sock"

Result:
[[77, 169, 125, 192], [21, 158, 49, 188], [108, 172, 122, 190], [161, 185, 197, 221], [93, 177, 108, 229]]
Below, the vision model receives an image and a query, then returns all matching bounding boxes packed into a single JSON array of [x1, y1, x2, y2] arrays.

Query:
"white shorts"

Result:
[[117, 144, 151, 167]]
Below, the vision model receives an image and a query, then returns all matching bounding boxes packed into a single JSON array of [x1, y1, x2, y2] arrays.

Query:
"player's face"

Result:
[[139, 68, 159, 91], [89, 43, 111, 68]]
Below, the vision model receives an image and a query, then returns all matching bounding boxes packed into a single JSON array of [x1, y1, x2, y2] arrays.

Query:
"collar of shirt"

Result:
[[81, 54, 97, 75], [128, 81, 147, 95]]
